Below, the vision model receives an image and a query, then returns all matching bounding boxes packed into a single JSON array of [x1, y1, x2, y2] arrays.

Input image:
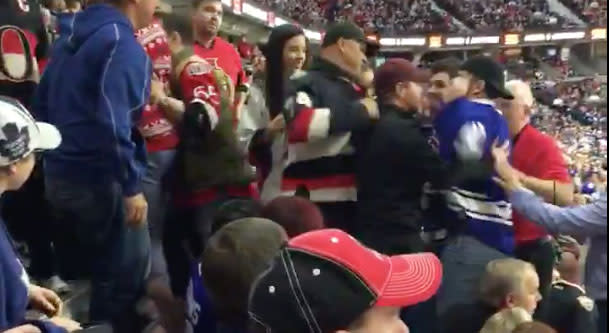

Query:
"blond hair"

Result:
[[480, 307, 533, 333], [506, 80, 535, 112], [480, 259, 537, 308]]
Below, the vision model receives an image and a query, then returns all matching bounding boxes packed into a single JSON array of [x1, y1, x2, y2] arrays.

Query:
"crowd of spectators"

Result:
[[1, 0, 608, 333], [561, 0, 608, 26], [435, 0, 575, 31], [253, 0, 597, 34]]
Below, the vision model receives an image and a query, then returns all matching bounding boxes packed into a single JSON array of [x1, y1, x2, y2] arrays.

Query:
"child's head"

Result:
[[260, 196, 325, 238], [480, 307, 533, 333], [0, 97, 61, 193], [480, 259, 542, 314], [162, 12, 195, 54], [201, 218, 287, 324]]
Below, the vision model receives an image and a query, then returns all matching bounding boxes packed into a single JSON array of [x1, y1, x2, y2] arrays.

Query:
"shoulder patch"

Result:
[[577, 296, 595, 312], [186, 61, 214, 76], [295, 91, 313, 108]]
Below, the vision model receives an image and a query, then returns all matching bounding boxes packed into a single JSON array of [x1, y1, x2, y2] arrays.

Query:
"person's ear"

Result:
[[505, 293, 517, 308]]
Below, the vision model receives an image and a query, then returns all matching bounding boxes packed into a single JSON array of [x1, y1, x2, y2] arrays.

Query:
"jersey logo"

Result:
[[203, 57, 219, 69], [295, 91, 313, 108], [577, 296, 595, 312], [16, 0, 30, 12], [454, 121, 487, 161], [187, 61, 214, 76], [0, 25, 36, 83]]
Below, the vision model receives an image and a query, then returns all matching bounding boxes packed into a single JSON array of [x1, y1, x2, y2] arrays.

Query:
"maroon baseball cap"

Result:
[[374, 58, 431, 98], [249, 229, 442, 332]]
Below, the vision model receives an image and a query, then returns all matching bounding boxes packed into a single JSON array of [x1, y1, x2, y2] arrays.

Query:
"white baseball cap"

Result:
[[0, 96, 61, 167]]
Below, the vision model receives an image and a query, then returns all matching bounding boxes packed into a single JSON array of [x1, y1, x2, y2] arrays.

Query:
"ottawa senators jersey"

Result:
[[175, 55, 234, 131], [538, 280, 597, 333], [0, 0, 49, 107]]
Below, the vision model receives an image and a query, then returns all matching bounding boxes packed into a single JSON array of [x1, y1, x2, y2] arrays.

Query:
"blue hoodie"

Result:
[[0, 217, 66, 332], [33, 5, 150, 196]]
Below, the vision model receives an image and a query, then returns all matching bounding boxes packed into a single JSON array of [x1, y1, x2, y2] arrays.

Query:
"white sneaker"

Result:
[[42, 275, 72, 295]]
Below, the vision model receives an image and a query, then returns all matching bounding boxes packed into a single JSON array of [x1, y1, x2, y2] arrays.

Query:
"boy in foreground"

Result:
[[249, 229, 443, 333], [0, 97, 80, 332]]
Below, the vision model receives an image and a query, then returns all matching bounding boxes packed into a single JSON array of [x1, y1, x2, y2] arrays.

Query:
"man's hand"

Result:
[[124, 193, 148, 228], [360, 97, 379, 119], [28, 285, 62, 317], [48, 317, 82, 332], [491, 141, 524, 193], [3, 325, 42, 333], [149, 75, 167, 105]]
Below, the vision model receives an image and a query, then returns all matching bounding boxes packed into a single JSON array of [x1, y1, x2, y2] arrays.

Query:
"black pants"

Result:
[[516, 238, 555, 318], [2, 166, 59, 279], [598, 300, 607, 333], [163, 197, 233, 298], [317, 202, 357, 233]]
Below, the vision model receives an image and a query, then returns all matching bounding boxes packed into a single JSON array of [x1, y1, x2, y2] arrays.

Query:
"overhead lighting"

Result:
[[304, 29, 322, 41], [504, 33, 520, 45], [446, 37, 466, 45], [551, 31, 586, 40], [429, 35, 443, 48], [523, 33, 547, 42], [379, 38, 399, 46], [399, 37, 426, 46], [591, 28, 607, 40], [469, 36, 500, 45]]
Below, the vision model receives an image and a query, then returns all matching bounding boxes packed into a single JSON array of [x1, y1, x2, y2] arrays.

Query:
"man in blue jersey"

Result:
[[432, 56, 515, 317]]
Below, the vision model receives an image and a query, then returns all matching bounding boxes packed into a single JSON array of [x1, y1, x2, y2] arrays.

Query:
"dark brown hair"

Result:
[[261, 196, 324, 238], [162, 13, 194, 45], [192, 0, 220, 9], [431, 57, 461, 78]]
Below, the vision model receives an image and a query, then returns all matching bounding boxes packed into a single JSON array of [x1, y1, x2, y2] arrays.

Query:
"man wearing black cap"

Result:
[[433, 56, 515, 316], [356, 58, 449, 256], [278, 22, 376, 231], [248, 229, 443, 333]]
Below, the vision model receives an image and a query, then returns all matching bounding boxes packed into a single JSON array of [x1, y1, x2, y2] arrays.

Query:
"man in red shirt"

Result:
[[497, 80, 574, 317], [191, 0, 248, 119]]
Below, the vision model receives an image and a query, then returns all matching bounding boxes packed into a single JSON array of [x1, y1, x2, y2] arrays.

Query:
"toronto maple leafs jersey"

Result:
[[185, 262, 217, 333], [433, 97, 514, 254]]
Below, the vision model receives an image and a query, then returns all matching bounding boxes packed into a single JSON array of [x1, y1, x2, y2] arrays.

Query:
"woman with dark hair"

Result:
[[263, 24, 309, 119], [240, 24, 309, 202]]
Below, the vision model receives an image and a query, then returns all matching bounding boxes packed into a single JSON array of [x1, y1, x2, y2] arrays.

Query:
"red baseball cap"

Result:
[[249, 229, 442, 332], [374, 58, 431, 98]]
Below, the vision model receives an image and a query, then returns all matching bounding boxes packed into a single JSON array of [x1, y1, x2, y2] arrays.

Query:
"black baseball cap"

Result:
[[461, 56, 514, 100], [322, 22, 366, 48], [249, 229, 443, 333]]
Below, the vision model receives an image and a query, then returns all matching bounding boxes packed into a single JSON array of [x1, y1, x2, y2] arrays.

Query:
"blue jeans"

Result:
[[45, 179, 150, 327], [436, 235, 508, 316], [142, 150, 176, 284]]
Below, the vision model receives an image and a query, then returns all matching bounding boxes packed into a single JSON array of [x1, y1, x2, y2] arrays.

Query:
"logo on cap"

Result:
[[0, 123, 30, 162]]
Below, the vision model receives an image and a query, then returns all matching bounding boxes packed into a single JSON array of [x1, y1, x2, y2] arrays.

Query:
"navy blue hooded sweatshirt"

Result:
[[0, 217, 66, 332], [33, 5, 150, 196]]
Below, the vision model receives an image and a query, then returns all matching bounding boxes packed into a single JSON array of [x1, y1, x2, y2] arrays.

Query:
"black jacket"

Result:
[[355, 104, 449, 253], [538, 280, 597, 333], [280, 57, 371, 204]]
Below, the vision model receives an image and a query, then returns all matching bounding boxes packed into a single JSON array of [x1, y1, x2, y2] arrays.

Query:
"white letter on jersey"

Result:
[[454, 121, 487, 161]]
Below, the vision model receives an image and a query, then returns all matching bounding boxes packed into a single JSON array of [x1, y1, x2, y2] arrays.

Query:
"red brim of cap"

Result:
[[375, 253, 443, 308]]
